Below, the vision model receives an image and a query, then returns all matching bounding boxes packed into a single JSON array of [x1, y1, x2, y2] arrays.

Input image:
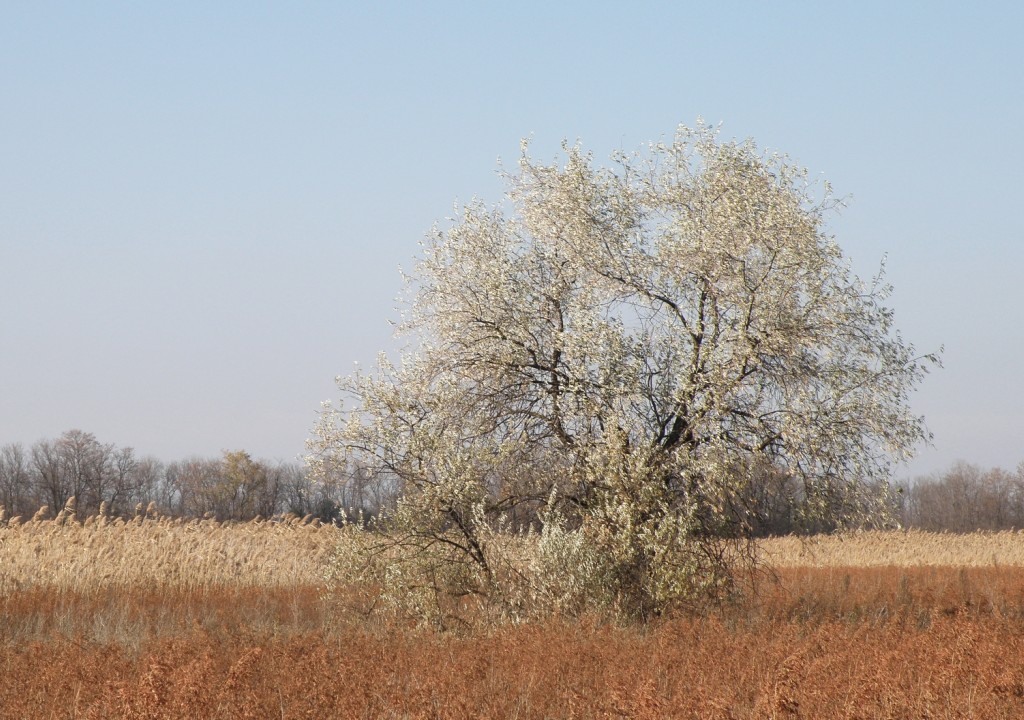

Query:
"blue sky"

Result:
[[2, 2, 1022, 476]]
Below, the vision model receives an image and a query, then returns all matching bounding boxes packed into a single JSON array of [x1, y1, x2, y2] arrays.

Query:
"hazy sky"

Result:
[[2, 3, 1021, 477]]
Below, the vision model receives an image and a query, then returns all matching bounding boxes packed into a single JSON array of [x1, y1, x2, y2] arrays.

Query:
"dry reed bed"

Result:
[[4, 611, 1024, 719], [6, 519, 1024, 596], [0, 585, 328, 647], [0, 515, 339, 592], [759, 529, 1024, 568], [7, 522, 1024, 718]]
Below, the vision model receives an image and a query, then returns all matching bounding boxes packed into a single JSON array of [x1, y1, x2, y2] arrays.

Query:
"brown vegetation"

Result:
[[759, 528, 1024, 568], [5, 574, 1024, 719], [0, 511, 336, 592], [6, 520, 1024, 717]]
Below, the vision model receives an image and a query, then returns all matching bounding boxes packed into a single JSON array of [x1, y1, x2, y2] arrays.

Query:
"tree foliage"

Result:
[[311, 123, 937, 622]]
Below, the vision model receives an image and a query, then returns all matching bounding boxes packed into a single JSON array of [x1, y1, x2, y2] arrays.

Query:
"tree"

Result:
[[166, 457, 223, 518], [0, 443, 31, 516], [899, 462, 1024, 532], [53, 430, 116, 516], [220, 450, 277, 520], [311, 123, 937, 621], [31, 437, 66, 513]]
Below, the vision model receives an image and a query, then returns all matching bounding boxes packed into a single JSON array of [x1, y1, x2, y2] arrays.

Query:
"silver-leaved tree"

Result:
[[310, 123, 938, 623]]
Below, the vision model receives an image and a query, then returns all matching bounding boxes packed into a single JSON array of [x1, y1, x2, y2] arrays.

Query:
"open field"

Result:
[[5, 518, 1024, 718]]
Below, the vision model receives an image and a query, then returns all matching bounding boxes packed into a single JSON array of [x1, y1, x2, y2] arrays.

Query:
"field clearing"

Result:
[[5, 520, 1024, 717]]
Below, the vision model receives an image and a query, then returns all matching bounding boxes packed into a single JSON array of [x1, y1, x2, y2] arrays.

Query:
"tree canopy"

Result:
[[311, 123, 937, 621]]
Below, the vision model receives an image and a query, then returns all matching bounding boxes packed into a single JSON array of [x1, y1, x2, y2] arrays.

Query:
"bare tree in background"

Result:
[[0, 443, 31, 515], [31, 437, 65, 514]]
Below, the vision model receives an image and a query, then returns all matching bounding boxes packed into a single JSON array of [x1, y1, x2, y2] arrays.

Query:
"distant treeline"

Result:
[[0, 429, 384, 523], [892, 461, 1024, 532], [0, 430, 1016, 533], [729, 462, 1024, 535]]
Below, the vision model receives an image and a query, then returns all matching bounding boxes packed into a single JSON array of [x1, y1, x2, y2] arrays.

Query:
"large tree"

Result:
[[311, 124, 937, 620]]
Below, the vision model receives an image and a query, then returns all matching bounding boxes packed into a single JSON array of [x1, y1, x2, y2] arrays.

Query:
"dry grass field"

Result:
[[0, 512, 337, 593], [760, 529, 1024, 568], [5, 515, 1024, 718]]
